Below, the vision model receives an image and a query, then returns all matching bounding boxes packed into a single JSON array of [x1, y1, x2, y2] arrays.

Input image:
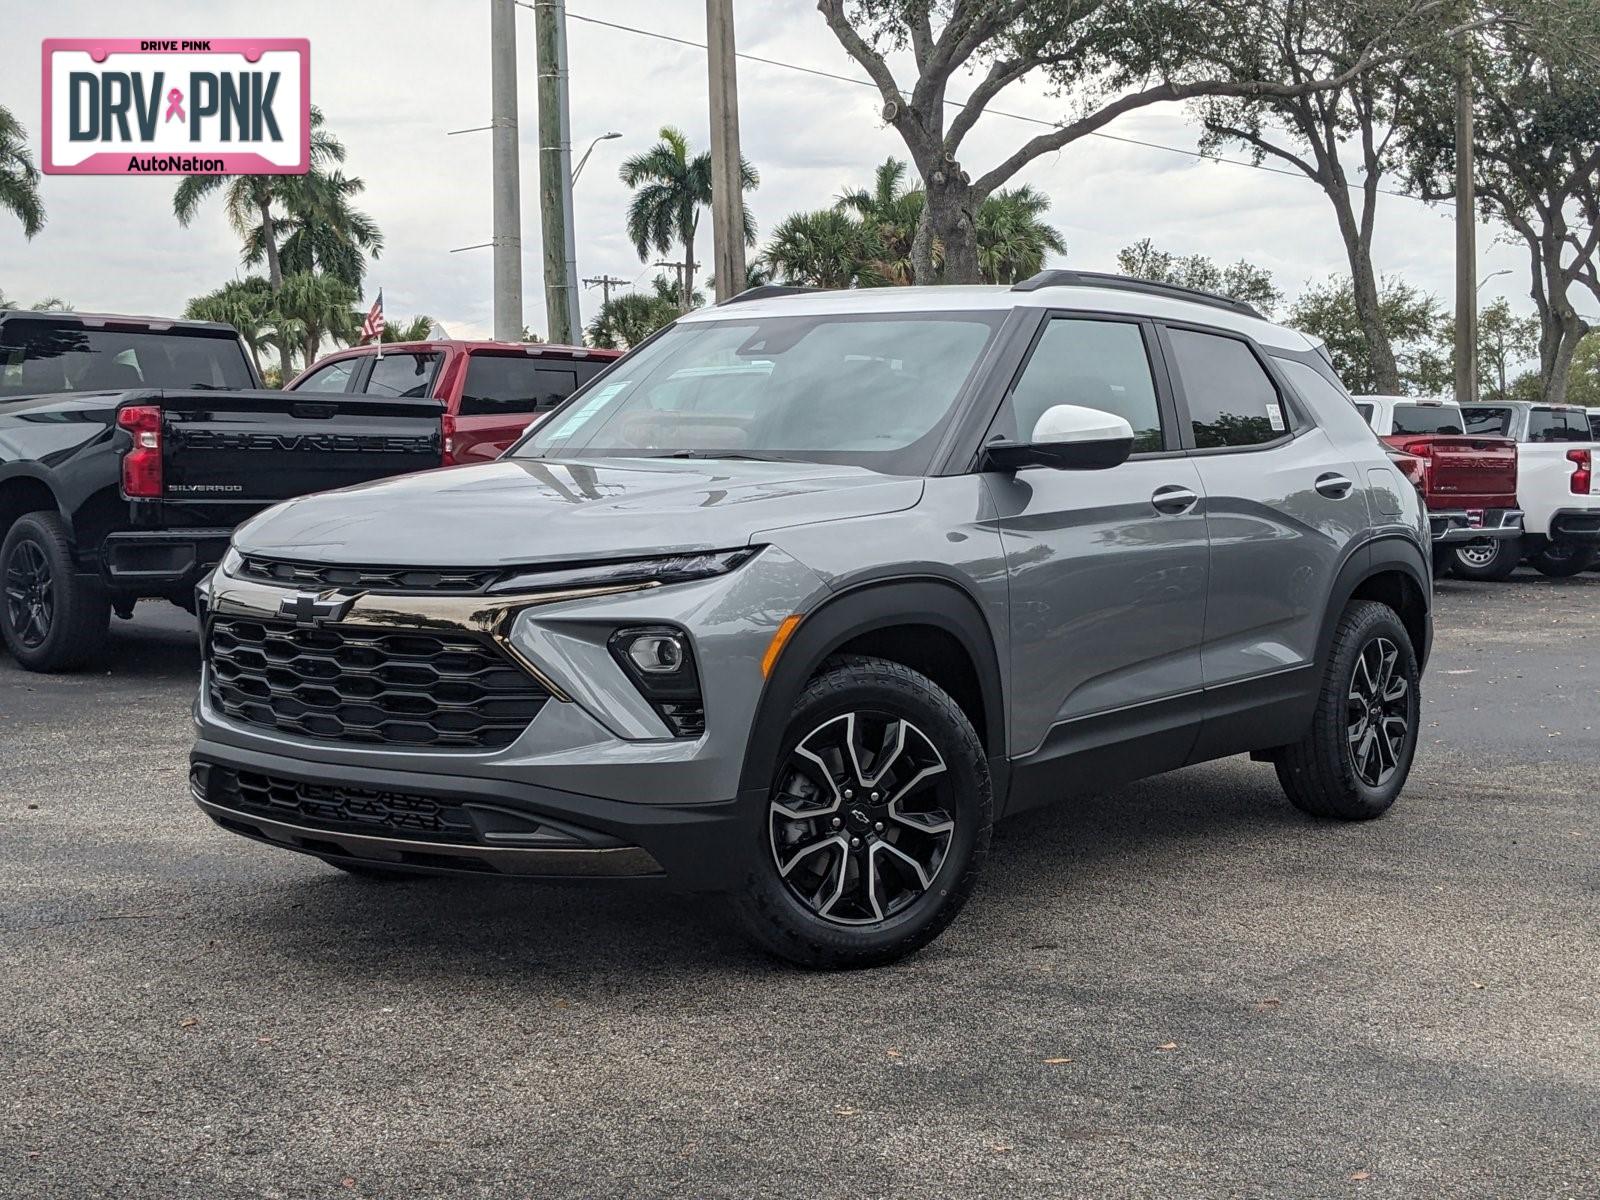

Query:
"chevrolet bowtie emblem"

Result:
[[278, 591, 357, 625]]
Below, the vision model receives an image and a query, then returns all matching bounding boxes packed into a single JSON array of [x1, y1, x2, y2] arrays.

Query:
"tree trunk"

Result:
[[1542, 317, 1586, 406], [681, 223, 697, 314], [918, 174, 979, 285], [1328, 184, 1402, 394], [257, 194, 291, 381]]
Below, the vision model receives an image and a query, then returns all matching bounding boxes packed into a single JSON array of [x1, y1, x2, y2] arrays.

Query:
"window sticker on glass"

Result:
[[548, 381, 630, 439], [1266, 401, 1286, 432]]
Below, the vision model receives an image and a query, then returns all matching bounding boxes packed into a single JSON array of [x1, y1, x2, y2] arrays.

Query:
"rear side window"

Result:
[[1528, 408, 1591, 443], [293, 359, 357, 393], [362, 352, 440, 398], [1005, 317, 1164, 453], [459, 355, 605, 416], [1463, 407, 1514, 436], [1355, 402, 1376, 426], [1167, 328, 1288, 449], [1391, 404, 1464, 435]]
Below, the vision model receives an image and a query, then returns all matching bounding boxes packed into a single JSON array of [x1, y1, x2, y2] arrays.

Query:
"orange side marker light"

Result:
[[761, 614, 803, 678]]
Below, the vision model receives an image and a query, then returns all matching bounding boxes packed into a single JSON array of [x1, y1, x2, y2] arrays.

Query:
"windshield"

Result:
[[0, 322, 255, 396], [515, 312, 1003, 475]]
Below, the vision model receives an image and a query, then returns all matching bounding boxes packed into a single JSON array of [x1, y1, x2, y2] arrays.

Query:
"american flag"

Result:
[[360, 290, 384, 344]]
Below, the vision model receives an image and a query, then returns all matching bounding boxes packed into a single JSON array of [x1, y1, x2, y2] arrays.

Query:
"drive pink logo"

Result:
[[42, 38, 310, 175]]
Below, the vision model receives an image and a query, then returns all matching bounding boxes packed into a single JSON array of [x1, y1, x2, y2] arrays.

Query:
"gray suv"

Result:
[[191, 272, 1432, 968]]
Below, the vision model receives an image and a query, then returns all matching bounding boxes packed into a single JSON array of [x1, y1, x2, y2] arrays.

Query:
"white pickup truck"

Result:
[[1457, 401, 1600, 578]]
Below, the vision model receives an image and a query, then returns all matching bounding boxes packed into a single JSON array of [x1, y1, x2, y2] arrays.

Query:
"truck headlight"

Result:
[[609, 625, 704, 738]]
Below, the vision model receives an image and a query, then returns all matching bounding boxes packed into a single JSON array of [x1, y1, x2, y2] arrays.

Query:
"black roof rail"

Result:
[[1010, 270, 1265, 320], [717, 284, 820, 307]]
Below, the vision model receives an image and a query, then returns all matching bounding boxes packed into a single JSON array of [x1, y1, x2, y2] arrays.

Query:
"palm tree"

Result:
[[244, 169, 384, 289], [650, 272, 705, 311], [587, 292, 678, 350], [172, 107, 348, 376], [836, 158, 922, 285], [620, 126, 758, 314], [274, 271, 359, 369], [0, 105, 45, 239], [382, 315, 434, 343], [761, 210, 883, 289], [976, 185, 1067, 284], [184, 277, 276, 375]]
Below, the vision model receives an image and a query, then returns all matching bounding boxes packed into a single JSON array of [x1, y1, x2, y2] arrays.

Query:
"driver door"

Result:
[[981, 313, 1209, 777]]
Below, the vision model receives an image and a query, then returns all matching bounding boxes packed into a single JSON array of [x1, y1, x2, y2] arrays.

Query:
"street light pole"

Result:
[[706, 0, 747, 303], [572, 131, 621, 185], [489, 0, 523, 342]]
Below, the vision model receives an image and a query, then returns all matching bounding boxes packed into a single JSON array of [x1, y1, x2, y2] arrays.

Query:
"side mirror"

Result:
[[982, 404, 1135, 471]]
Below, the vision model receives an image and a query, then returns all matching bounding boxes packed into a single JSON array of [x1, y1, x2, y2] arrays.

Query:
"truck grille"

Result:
[[207, 616, 548, 749], [238, 555, 500, 593], [213, 767, 479, 842]]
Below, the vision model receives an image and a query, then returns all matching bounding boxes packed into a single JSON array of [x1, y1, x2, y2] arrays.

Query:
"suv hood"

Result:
[[233, 457, 924, 567]]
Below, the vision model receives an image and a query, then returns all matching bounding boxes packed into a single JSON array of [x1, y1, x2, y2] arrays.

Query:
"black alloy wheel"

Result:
[[4, 539, 53, 649]]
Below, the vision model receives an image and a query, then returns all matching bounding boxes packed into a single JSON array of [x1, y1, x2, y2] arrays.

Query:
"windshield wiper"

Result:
[[662, 450, 790, 462]]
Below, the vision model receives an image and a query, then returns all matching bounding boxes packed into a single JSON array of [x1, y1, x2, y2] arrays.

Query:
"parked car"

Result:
[[1455, 401, 1600, 578], [287, 340, 622, 463], [191, 272, 1431, 968], [0, 309, 447, 671], [1353, 395, 1522, 574]]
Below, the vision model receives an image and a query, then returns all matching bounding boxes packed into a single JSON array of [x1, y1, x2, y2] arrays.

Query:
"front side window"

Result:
[[1167, 327, 1288, 449], [1463, 406, 1514, 436], [362, 352, 440, 398], [459, 355, 605, 416], [516, 312, 1003, 475], [1001, 317, 1164, 454], [1528, 408, 1592, 443], [292, 359, 357, 393], [1391, 404, 1464, 435]]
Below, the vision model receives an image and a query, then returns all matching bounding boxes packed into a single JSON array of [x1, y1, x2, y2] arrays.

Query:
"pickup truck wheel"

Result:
[[1527, 542, 1596, 577], [728, 656, 992, 969], [1, 512, 110, 672], [1274, 601, 1420, 821], [1450, 535, 1521, 581]]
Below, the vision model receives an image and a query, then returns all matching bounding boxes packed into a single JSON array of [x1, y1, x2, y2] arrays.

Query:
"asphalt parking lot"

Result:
[[2, 573, 1596, 1200]]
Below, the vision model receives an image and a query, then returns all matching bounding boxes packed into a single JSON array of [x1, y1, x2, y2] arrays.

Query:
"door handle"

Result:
[[1151, 485, 1199, 515], [1315, 472, 1354, 499]]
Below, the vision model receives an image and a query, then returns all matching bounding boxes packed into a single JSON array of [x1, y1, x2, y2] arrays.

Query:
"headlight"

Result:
[[609, 625, 704, 738], [487, 547, 757, 595], [218, 546, 244, 578]]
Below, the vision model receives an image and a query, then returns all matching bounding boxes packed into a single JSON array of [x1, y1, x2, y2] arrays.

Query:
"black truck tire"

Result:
[[1, 512, 110, 673], [1450, 536, 1522, 581], [1528, 542, 1596, 577]]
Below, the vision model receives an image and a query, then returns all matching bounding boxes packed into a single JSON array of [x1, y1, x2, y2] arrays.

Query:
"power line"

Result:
[[544, 4, 1426, 204]]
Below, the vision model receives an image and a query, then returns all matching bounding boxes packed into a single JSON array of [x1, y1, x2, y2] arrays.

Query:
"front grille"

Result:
[[207, 616, 548, 749], [238, 555, 500, 593], [214, 768, 479, 842]]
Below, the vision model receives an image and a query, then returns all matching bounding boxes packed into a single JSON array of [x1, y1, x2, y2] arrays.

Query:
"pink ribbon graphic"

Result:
[[164, 88, 185, 123]]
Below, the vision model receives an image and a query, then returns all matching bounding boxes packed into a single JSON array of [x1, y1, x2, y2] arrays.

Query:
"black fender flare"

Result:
[[734, 576, 1007, 799], [0, 463, 70, 526], [1316, 533, 1432, 669]]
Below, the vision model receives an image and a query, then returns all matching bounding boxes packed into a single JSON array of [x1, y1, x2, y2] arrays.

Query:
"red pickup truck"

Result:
[[286, 340, 622, 463], [1355, 395, 1523, 575]]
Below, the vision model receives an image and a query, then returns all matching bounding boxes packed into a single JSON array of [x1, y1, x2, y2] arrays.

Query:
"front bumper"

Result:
[[190, 741, 749, 888], [1429, 508, 1523, 544]]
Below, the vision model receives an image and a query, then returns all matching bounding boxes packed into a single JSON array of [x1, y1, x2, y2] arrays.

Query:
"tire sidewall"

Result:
[[1450, 535, 1521, 581], [737, 661, 992, 966], [1530, 542, 1596, 577], [1, 516, 65, 666], [0, 512, 106, 671]]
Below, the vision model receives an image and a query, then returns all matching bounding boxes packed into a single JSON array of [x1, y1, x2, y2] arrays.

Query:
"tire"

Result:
[[728, 655, 992, 969], [1275, 600, 1420, 821], [0, 511, 111, 672], [1527, 541, 1596, 577], [322, 858, 418, 881], [1450, 535, 1522, 581]]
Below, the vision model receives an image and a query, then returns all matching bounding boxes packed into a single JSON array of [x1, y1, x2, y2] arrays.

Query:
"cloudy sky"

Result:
[[1, 0, 1542, 349]]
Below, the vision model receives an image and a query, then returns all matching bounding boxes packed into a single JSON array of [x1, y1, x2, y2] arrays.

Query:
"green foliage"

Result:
[[186, 272, 359, 378], [0, 105, 44, 239], [0, 288, 71, 312], [1289, 274, 1450, 395], [1562, 332, 1600, 409], [587, 292, 678, 350], [381, 316, 435, 343], [763, 209, 887, 288], [976, 185, 1068, 284], [1116, 238, 1282, 316], [1476, 298, 1540, 402]]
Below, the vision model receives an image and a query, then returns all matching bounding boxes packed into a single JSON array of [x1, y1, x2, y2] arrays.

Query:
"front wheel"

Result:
[[1, 512, 110, 672], [1275, 600, 1421, 821], [1528, 542, 1596, 577], [728, 656, 992, 969], [1450, 536, 1522, 581]]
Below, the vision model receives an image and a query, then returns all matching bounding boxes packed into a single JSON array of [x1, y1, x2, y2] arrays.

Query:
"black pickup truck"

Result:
[[0, 309, 446, 672]]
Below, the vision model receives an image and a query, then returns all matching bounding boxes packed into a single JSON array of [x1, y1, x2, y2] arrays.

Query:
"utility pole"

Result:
[[535, 0, 581, 344], [653, 259, 700, 307], [583, 275, 629, 307], [489, 0, 523, 343], [1453, 31, 1478, 406], [706, 0, 747, 302]]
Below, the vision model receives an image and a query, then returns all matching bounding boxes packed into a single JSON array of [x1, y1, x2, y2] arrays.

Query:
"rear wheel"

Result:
[[1450, 536, 1522, 581], [1, 512, 110, 672], [1275, 601, 1420, 821], [728, 656, 991, 969], [1528, 541, 1596, 577]]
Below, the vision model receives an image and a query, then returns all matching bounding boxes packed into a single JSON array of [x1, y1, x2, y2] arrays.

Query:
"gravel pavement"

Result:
[[1, 573, 1596, 1199]]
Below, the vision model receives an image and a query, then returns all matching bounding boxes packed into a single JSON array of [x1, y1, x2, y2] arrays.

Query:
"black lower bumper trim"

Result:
[[190, 739, 746, 887], [103, 529, 232, 589], [1550, 510, 1600, 543]]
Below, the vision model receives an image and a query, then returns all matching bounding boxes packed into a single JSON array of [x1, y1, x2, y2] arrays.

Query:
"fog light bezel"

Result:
[[608, 625, 705, 738]]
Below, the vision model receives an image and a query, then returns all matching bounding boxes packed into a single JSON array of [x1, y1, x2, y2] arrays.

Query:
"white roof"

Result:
[[681, 282, 1319, 354]]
